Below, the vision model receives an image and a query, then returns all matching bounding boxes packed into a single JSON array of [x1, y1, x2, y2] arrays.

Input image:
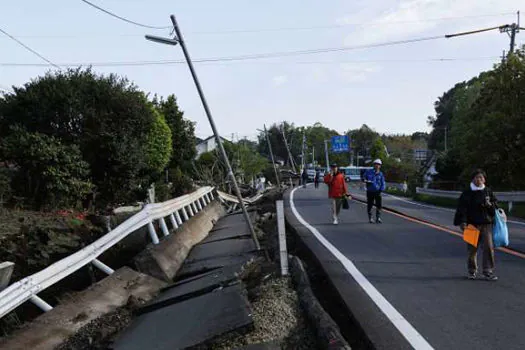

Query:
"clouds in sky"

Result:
[[340, 0, 518, 46], [272, 75, 288, 86]]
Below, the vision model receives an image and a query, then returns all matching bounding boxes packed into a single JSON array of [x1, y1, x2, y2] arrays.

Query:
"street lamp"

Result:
[[145, 15, 260, 250]]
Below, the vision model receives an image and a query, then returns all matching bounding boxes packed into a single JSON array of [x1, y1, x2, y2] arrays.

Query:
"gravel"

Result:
[[55, 296, 143, 350], [198, 268, 316, 350]]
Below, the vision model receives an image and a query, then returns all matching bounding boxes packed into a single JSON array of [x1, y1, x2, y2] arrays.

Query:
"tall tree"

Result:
[[0, 68, 163, 207]]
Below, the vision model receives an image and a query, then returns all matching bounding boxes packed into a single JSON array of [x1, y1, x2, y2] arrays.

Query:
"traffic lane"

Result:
[[348, 186, 525, 253], [293, 186, 525, 350]]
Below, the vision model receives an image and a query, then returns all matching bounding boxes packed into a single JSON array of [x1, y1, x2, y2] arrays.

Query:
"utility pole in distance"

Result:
[[324, 140, 330, 172], [262, 125, 281, 189], [145, 15, 260, 250], [280, 124, 297, 173]]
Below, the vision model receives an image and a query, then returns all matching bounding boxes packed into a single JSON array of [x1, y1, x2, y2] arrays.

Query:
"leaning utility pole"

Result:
[[145, 15, 260, 250], [263, 124, 281, 188]]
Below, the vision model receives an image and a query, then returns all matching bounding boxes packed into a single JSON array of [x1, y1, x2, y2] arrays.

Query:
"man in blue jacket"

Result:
[[363, 159, 386, 223]]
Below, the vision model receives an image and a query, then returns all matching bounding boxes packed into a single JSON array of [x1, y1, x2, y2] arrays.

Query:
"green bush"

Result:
[[145, 108, 172, 173], [2, 128, 92, 209]]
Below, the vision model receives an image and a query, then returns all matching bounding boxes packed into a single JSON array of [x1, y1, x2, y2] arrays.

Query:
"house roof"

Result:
[[196, 135, 230, 146]]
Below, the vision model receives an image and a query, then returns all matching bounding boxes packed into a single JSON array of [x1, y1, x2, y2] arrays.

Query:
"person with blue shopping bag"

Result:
[[454, 169, 499, 281]]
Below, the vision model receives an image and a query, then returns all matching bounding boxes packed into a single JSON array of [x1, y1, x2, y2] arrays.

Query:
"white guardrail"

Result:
[[0, 186, 215, 319], [416, 187, 525, 202]]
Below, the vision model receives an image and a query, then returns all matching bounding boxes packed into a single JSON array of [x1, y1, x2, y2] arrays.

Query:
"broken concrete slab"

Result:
[[139, 264, 243, 315], [201, 226, 251, 244], [176, 253, 260, 280], [234, 342, 281, 350], [134, 201, 225, 281], [112, 284, 253, 350], [212, 212, 257, 231], [0, 267, 166, 350], [185, 238, 258, 263], [0, 261, 14, 291]]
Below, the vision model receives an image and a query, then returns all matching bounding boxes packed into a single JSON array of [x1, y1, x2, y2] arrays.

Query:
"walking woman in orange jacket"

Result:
[[324, 163, 349, 225]]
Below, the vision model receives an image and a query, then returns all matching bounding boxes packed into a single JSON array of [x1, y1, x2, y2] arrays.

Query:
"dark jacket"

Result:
[[454, 187, 498, 226], [363, 169, 386, 192]]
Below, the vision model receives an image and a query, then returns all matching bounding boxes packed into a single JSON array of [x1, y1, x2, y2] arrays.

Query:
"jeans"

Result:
[[467, 224, 495, 274], [367, 191, 382, 218]]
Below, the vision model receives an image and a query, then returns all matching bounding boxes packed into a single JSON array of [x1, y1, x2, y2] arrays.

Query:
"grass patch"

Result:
[[385, 188, 411, 198]]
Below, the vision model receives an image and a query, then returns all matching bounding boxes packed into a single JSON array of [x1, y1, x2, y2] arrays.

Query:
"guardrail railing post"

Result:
[[159, 217, 170, 237], [182, 207, 189, 221], [209, 192, 214, 200], [148, 221, 160, 244], [196, 200, 203, 211], [187, 205, 195, 217], [175, 210, 183, 225], [169, 214, 179, 230], [30, 295, 53, 312], [201, 197, 207, 207], [192, 202, 199, 213], [92, 259, 115, 275]]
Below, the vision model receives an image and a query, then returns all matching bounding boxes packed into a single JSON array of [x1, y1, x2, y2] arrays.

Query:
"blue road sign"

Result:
[[331, 135, 350, 153]]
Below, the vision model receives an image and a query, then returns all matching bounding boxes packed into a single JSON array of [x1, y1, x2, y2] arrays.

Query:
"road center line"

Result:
[[290, 187, 434, 350]]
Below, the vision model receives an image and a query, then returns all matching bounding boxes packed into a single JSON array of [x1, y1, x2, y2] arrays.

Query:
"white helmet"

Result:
[[373, 159, 382, 165]]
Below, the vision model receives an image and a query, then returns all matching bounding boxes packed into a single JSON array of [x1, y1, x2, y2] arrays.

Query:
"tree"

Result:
[[145, 108, 172, 173], [347, 125, 379, 165], [370, 138, 387, 162], [1, 127, 92, 209], [154, 95, 196, 172], [0, 68, 162, 207], [450, 49, 525, 189]]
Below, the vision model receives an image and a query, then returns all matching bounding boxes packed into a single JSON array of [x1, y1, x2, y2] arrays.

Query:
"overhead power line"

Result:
[[190, 12, 518, 35], [3, 12, 516, 38], [80, 0, 172, 30], [0, 27, 60, 69], [0, 57, 499, 68]]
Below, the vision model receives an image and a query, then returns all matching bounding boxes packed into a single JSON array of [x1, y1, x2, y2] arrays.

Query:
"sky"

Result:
[[1, 0, 523, 141]]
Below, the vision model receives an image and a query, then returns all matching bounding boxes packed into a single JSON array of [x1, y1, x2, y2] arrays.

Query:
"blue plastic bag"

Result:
[[493, 209, 509, 248]]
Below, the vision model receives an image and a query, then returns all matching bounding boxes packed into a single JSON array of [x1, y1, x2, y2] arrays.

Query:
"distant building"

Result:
[[195, 136, 229, 159]]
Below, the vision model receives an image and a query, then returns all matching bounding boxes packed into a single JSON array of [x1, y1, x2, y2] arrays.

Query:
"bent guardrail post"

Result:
[[148, 221, 160, 244], [30, 295, 53, 312], [182, 207, 189, 221], [92, 259, 115, 275], [159, 217, 170, 237], [169, 214, 178, 230], [187, 204, 195, 217], [175, 210, 183, 225]]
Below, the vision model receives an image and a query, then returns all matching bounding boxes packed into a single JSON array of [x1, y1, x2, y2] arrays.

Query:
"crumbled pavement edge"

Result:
[[289, 256, 351, 350]]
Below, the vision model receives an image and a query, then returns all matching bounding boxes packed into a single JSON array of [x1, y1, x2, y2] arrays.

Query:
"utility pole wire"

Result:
[[80, 0, 172, 30], [0, 27, 60, 69]]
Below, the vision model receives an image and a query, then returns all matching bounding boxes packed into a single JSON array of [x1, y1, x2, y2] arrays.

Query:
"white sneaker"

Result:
[[333, 217, 339, 225]]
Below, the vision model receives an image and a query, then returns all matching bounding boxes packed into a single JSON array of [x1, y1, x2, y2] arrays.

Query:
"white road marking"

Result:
[[290, 187, 434, 350]]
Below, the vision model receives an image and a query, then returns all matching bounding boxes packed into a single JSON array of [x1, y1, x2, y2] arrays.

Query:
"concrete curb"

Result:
[[134, 201, 226, 281], [289, 256, 351, 350]]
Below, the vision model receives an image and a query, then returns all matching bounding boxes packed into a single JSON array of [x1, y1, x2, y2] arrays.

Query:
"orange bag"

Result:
[[463, 225, 480, 247]]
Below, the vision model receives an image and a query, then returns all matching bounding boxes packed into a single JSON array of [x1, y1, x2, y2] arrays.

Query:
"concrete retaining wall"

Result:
[[134, 201, 226, 281]]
